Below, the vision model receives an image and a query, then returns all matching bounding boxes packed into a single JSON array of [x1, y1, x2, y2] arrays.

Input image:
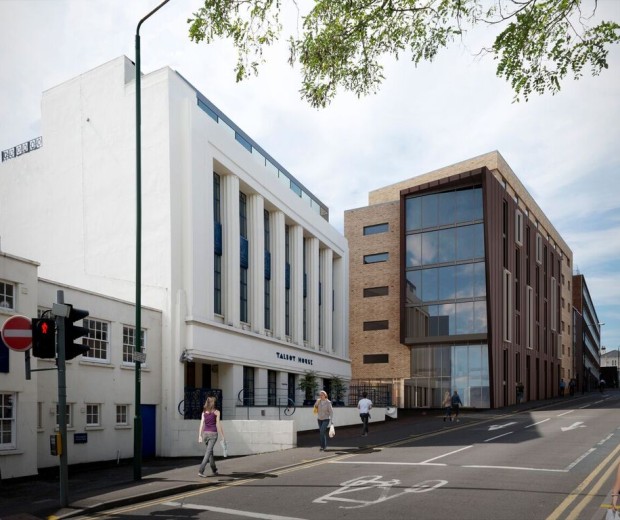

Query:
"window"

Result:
[[83, 319, 109, 362], [243, 367, 255, 406], [526, 286, 534, 349], [116, 405, 130, 426], [240, 192, 248, 323], [363, 286, 389, 297], [536, 233, 543, 264], [55, 404, 73, 429], [363, 223, 389, 235], [363, 252, 389, 264], [264, 209, 271, 330], [0, 281, 15, 310], [123, 326, 145, 364], [515, 210, 523, 246], [363, 320, 389, 331], [550, 277, 557, 332], [503, 269, 512, 342], [363, 354, 389, 364], [214, 173, 222, 314], [86, 404, 101, 427], [0, 393, 16, 449]]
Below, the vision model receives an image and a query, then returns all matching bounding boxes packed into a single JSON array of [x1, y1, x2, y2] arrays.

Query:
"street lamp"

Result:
[[134, 0, 172, 482]]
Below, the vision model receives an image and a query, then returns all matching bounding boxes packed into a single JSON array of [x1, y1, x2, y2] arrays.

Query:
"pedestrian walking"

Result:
[[450, 390, 463, 422], [559, 378, 565, 396], [198, 395, 225, 477], [442, 391, 451, 421], [609, 460, 620, 518], [516, 381, 524, 404], [569, 378, 576, 396], [315, 390, 333, 451], [357, 391, 373, 436]]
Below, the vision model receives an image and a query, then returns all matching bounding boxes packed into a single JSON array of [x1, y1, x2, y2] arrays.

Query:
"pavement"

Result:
[[1, 391, 617, 520]]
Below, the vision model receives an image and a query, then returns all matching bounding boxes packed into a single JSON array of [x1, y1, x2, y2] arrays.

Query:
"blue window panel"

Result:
[[240, 236, 249, 269], [285, 263, 290, 290], [197, 98, 218, 122], [214, 222, 222, 256], [235, 132, 252, 153], [0, 337, 9, 373], [265, 250, 271, 280]]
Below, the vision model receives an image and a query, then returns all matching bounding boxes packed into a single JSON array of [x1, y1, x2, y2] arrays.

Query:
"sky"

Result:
[[1, 0, 619, 350]]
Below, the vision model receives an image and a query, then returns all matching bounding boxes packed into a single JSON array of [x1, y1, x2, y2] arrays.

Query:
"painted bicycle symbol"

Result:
[[314, 475, 447, 509]]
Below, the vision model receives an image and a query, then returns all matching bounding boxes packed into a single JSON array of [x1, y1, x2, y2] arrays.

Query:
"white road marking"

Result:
[[484, 431, 514, 442], [564, 448, 596, 471], [464, 465, 567, 473], [421, 445, 473, 463], [488, 421, 517, 431], [525, 418, 550, 428], [561, 421, 586, 432], [163, 501, 307, 519], [330, 460, 447, 466], [598, 434, 614, 445], [557, 410, 575, 417]]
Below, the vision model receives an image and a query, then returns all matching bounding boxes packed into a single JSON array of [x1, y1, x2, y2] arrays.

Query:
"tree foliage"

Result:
[[188, 0, 619, 108]]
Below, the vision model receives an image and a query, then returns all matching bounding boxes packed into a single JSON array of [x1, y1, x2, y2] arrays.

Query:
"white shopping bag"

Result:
[[329, 424, 335, 438], [220, 439, 228, 457]]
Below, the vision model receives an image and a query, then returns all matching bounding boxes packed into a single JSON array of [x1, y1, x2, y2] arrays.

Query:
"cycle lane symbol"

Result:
[[313, 475, 447, 509]]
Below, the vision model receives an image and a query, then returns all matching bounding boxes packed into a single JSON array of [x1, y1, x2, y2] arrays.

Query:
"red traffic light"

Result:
[[32, 318, 56, 358]]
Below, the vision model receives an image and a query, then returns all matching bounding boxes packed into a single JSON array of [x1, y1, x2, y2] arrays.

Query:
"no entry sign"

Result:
[[1, 315, 32, 352]]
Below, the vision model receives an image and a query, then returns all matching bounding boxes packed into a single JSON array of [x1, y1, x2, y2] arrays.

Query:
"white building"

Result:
[[0, 251, 162, 478], [0, 56, 350, 459]]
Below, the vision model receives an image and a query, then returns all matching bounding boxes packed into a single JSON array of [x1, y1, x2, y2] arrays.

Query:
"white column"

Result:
[[305, 237, 319, 349], [248, 194, 264, 334], [222, 174, 240, 327], [289, 225, 304, 346], [271, 211, 286, 340], [320, 247, 333, 353]]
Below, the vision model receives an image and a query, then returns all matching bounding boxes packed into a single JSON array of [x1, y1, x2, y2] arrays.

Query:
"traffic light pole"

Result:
[[56, 290, 69, 507]]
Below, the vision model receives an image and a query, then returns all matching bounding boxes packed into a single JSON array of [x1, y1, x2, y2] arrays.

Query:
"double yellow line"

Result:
[[546, 442, 620, 519]]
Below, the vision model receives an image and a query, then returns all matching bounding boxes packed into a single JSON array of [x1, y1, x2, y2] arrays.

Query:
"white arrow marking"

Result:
[[561, 422, 586, 432], [488, 422, 517, 431]]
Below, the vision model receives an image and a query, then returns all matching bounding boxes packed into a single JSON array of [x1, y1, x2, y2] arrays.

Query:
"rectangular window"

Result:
[[363, 286, 389, 297], [55, 404, 73, 429], [243, 366, 255, 406], [116, 405, 129, 426], [503, 269, 512, 342], [526, 286, 534, 349], [0, 393, 16, 449], [86, 404, 101, 427], [0, 281, 15, 310], [515, 210, 523, 246], [122, 326, 146, 364], [363, 354, 389, 364], [363, 252, 389, 264], [285, 226, 290, 337], [363, 223, 389, 235], [363, 320, 389, 331], [83, 319, 109, 362], [536, 233, 543, 264], [550, 277, 557, 331], [214, 173, 222, 314], [240, 192, 248, 323], [264, 210, 271, 330]]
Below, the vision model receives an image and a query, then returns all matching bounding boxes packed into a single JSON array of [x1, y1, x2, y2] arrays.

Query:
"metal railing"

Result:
[[2, 136, 42, 162]]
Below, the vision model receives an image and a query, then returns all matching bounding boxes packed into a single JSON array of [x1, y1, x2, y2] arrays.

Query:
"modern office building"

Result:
[[572, 274, 603, 392], [345, 152, 573, 409], [0, 56, 349, 459]]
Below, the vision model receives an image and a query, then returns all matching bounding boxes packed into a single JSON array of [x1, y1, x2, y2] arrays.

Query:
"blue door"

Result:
[[141, 404, 156, 458]]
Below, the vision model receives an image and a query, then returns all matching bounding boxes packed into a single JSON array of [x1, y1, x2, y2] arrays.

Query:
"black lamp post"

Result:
[[134, 0, 172, 482]]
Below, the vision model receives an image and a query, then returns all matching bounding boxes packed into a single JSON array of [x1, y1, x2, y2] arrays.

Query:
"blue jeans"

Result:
[[318, 419, 330, 449], [360, 413, 370, 434], [199, 432, 218, 474]]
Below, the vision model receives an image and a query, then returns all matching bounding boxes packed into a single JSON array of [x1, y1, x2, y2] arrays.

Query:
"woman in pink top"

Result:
[[198, 396, 225, 477]]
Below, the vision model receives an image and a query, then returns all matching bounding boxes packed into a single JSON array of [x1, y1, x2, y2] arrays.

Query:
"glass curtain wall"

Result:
[[405, 185, 490, 407]]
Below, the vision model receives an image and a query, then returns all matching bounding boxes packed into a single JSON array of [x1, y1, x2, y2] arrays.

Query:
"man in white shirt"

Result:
[[357, 392, 373, 436]]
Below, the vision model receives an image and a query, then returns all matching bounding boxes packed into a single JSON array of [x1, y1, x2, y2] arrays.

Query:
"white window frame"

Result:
[[83, 318, 110, 363], [115, 404, 130, 426], [86, 403, 101, 428], [0, 281, 15, 311], [122, 326, 146, 366], [515, 210, 523, 246], [55, 403, 73, 429], [0, 392, 17, 450], [536, 233, 543, 264], [503, 269, 512, 343]]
